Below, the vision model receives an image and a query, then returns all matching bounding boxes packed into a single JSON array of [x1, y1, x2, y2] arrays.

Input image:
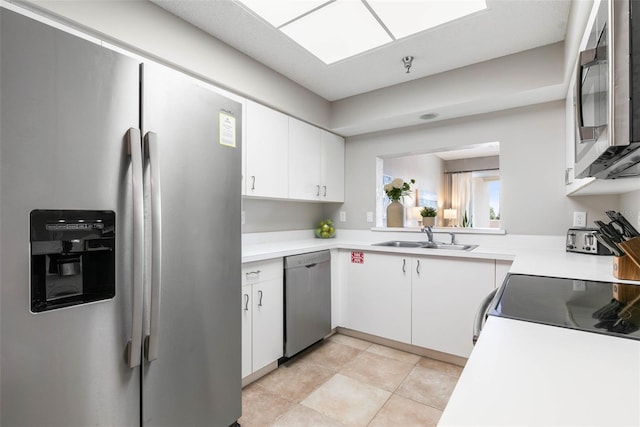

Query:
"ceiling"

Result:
[[151, 0, 572, 102], [433, 142, 501, 160]]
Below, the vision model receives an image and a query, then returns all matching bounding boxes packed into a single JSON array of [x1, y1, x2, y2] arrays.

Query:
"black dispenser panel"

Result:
[[30, 210, 115, 313]]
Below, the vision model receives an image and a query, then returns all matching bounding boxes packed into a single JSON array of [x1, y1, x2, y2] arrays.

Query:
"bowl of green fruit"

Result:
[[315, 219, 336, 239]]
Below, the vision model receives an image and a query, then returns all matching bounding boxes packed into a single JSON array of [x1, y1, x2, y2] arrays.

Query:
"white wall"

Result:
[[242, 199, 338, 233], [331, 101, 619, 235], [619, 190, 640, 231]]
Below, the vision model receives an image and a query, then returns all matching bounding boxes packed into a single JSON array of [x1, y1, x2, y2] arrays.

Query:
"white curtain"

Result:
[[449, 172, 473, 226]]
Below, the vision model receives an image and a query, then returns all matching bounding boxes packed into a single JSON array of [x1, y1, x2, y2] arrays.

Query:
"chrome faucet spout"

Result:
[[421, 226, 434, 243], [448, 232, 456, 245]]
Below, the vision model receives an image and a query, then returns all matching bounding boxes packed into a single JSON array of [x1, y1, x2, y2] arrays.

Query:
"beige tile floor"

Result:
[[239, 334, 463, 427]]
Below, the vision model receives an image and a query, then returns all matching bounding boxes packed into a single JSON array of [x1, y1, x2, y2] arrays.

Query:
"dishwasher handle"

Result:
[[472, 288, 498, 345]]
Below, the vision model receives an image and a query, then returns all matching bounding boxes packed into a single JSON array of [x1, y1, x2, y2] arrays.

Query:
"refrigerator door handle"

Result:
[[127, 128, 144, 368], [144, 131, 162, 363]]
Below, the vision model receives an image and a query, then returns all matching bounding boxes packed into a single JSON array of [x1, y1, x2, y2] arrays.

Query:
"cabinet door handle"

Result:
[[245, 270, 261, 277], [251, 176, 256, 190], [316, 184, 320, 196], [244, 294, 249, 311], [416, 259, 421, 275], [323, 185, 327, 197], [258, 290, 263, 307], [402, 258, 406, 273]]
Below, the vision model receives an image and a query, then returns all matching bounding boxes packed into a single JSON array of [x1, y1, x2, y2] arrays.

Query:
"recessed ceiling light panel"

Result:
[[235, 0, 328, 27], [364, 0, 487, 39], [280, 0, 392, 64], [235, 0, 488, 64]]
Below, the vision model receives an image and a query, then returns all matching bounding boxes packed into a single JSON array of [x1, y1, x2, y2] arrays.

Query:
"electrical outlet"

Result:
[[366, 211, 374, 223], [572, 280, 586, 291], [339, 211, 347, 222], [573, 211, 587, 227]]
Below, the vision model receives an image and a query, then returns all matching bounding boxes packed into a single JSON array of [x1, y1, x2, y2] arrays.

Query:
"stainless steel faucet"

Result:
[[448, 232, 456, 245], [422, 226, 434, 243]]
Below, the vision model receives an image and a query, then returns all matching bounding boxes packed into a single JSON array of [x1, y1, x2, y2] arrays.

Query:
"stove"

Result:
[[489, 274, 640, 340]]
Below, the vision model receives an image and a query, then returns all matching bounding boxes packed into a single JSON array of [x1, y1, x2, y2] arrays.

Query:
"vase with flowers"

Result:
[[384, 178, 415, 227]]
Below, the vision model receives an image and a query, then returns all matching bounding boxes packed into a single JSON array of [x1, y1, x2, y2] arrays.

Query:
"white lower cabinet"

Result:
[[411, 256, 495, 358], [241, 259, 283, 378], [342, 252, 411, 343], [340, 250, 498, 357]]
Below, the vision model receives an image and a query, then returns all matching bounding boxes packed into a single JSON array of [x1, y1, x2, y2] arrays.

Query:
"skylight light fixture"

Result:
[[367, 0, 488, 39], [280, 0, 392, 64], [235, 0, 488, 64], [235, 0, 328, 27]]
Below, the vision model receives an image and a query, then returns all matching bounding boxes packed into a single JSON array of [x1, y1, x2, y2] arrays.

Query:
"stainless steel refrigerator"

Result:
[[1, 7, 242, 426]]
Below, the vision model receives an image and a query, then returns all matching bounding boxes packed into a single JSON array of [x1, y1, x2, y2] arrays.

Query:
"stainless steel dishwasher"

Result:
[[284, 250, 331, 357]]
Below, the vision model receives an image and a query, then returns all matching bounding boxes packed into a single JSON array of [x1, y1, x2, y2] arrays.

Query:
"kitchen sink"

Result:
[[372, 240, 428, 248], [372, 241, 477, 251], [422, 243, 478, 251]]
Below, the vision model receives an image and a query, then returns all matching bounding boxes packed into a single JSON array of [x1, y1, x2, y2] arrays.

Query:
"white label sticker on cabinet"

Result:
[[351, 251, 364, 264], [219, 111, 236, 147]]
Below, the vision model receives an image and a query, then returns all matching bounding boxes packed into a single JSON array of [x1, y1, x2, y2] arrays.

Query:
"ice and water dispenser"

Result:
[[30, 210, 116, 312]]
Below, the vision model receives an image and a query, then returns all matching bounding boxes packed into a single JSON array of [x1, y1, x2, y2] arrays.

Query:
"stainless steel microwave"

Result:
[[574, 0, 640, 179]]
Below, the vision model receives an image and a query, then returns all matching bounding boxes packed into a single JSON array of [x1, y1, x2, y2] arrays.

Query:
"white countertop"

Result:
[[439, 317, 640, 427], [243, 229, 640, 426], [242, 229, 637, 284]]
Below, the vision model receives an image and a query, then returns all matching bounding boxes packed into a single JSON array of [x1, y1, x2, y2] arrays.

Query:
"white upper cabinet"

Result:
[[288, 117, 322, 200], [244, 100, 289, 198], [244, 100, 345, 202], [288, 118, 345, 202], [320, 130, 345, 202]]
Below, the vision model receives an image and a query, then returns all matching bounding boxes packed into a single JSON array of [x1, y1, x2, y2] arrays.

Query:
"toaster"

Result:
[[566, 227, 613, 255]]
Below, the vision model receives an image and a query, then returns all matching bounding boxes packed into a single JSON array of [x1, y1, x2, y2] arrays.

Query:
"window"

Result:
[[376, 142, 501, 229], [446, 170, 500, 228]]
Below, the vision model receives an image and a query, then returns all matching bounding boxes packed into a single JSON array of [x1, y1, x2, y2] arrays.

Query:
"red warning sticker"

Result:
[[351, 251, 364, 264]]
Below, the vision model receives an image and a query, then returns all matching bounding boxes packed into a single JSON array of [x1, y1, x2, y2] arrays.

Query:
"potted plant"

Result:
[[419, 206, 437, 227], [384, 178, 415, 227]]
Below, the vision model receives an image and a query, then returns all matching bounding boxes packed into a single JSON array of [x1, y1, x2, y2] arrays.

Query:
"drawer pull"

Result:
[[416, 259, 421, 275], [258, 290, 263, 307], [402, 258, 406, 273], [245, 270, 261, 277], [244, 294, 249, 311]]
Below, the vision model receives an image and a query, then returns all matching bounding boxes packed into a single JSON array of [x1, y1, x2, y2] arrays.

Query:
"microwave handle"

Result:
[[575, 48, 603, 143]]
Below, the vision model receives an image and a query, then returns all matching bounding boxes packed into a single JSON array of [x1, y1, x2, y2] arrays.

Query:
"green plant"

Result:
[[419, 206, 437, 217], [384, 178, 415, 202], [462, 211, 473, 228]]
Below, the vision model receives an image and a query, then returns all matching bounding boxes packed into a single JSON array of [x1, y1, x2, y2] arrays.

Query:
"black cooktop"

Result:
[[489, 274, 640, 341]]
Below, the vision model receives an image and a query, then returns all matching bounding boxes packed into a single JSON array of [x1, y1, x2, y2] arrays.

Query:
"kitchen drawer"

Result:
[[242, 258, 283, 285]]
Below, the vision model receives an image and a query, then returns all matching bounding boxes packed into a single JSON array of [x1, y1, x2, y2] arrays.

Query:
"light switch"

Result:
[[339, 211, 347, 222]]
